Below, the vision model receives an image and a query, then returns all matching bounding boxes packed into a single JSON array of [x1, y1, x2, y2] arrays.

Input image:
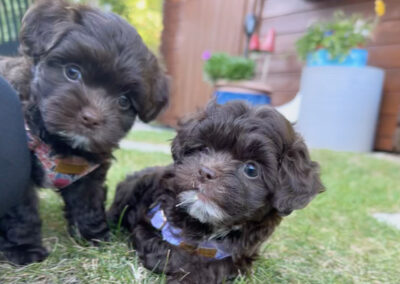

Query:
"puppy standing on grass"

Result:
[[0, 0, 168, 265], [108, 101, 324, 283]]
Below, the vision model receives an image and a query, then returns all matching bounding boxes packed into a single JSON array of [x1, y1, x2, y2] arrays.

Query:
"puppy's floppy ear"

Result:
[[19, 0, 80, 60], [136, 52, 169, 122], [273, 134, 324, 217]]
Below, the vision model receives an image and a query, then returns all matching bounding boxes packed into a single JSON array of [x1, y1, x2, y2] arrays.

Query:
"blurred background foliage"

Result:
[[72, 0, 163, 53]]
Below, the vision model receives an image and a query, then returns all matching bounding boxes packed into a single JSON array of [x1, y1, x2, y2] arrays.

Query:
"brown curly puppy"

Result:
[[0, 0, 168, 265], [108, 101, 324, 283]]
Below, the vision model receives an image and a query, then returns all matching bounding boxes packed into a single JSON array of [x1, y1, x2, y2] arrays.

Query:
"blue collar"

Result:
[[148, 204, 232, 260]]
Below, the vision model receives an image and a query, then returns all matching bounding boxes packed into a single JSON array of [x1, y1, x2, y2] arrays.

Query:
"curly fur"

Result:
[[108, 101, 324, 283], [0, 0, 168, 265]]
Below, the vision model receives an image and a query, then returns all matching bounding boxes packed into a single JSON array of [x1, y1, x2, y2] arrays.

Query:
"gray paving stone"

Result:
[[372, 213, 400, 230], [119, 140, 170, 154]]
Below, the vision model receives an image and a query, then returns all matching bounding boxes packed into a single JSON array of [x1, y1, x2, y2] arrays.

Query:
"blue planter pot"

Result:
[[214, 81, 271, 106], [307, 49, 368, 67], [215, 91, 270, 105]]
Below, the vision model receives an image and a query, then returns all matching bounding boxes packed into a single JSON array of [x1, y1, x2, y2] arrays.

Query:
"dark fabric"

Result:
[[0, 76, 31, 217]]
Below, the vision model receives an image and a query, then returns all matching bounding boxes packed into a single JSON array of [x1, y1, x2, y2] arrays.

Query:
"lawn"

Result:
[[1, 129, 400, 283], [125, 129, 175, 145]]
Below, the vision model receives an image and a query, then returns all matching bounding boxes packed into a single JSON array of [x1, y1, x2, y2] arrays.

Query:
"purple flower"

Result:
[[324, 30, 334, 37], [202, 50, 212, 61]]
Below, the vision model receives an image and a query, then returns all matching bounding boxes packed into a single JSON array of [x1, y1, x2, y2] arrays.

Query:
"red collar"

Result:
[[26, 125, 100, 189]]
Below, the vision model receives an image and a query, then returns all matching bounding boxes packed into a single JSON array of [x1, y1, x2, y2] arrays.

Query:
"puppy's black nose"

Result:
[[199, 166, 216, 180], [80, 108, 103, 128]]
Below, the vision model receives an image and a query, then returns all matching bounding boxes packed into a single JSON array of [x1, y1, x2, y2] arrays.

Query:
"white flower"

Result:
[[354, 19, 366, 34], [361, 29, 370, 37]]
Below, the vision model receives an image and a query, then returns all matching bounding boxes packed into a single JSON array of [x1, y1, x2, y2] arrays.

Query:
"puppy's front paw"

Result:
[[2, 245, 49, 265]]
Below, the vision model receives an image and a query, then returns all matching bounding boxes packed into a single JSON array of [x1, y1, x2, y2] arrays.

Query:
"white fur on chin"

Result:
[[58, 132, 91, 151], [177, 190, 227, 225]]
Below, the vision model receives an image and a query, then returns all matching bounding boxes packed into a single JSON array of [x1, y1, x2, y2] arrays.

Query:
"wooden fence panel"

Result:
[[160, 0, 249, 125]]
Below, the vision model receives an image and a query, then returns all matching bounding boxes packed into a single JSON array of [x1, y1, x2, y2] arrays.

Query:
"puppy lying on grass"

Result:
[[108, 101, 324, 283]]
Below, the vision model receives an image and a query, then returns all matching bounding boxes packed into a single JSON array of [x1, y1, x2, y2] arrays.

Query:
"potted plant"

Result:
[[296, 11, 374, 67], [294, 2, 386, 152], [203, 52, 271, 105]]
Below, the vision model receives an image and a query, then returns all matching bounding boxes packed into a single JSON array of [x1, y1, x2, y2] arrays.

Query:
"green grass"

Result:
[[125, 129, 175, 145], [1, 131, 400, 283]]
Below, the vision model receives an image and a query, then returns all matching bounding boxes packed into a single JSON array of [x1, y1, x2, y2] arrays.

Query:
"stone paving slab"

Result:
[[371, 152, 400, 165], [132, 121, 174, 132], [119, 140, 170, 154], [372, 213, 400, 230]]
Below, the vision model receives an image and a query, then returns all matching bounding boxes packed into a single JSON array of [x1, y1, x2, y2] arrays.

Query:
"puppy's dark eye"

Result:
[[64, 65, 82, 81], [118, 95, 131, 110], [243, 162, 258, 178]]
